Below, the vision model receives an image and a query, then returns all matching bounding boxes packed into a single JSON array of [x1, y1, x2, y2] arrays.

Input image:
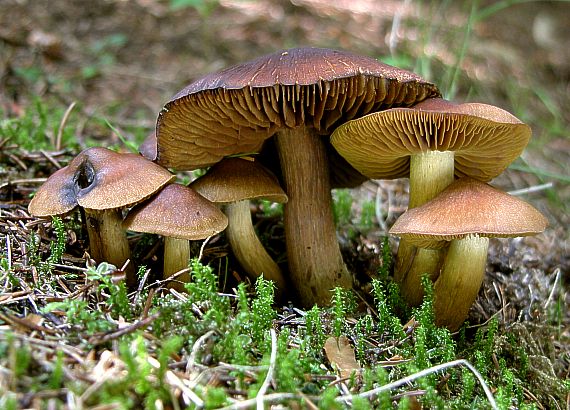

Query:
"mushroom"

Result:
[[389, 177, 548, 330], [153, 47, 440, 306], [330, 98, 531, 305], [123, 183, 228, 292], [189, 157, 288, 292], [28, 147, 175, 285]]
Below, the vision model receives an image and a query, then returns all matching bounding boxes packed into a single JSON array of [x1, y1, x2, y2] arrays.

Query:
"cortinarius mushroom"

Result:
[[154, 47, 440, 306], [190, 157, 288, 292], [330, 98, 531, 304], [123, 183, 228, 292], [28, 147, 175, 285], [389, 177, 548, 330]]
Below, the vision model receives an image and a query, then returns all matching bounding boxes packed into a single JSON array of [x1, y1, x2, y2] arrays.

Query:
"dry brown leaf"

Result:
[[323, 335, 361, 379]]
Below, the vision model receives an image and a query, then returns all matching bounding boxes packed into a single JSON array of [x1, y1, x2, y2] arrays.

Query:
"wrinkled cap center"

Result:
[[74, 159, 96, 193]]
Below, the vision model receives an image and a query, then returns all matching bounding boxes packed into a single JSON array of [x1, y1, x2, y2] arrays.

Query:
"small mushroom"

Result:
[[123, 183, 228, 292], [28, 147, 175, 285], [389, 177, 548, 330], [154, 47, 440, 306], [190, 157, 288, 293], [330, 98, 531, 305]]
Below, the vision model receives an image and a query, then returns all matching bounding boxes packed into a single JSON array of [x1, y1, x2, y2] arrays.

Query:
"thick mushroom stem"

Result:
[[433, 235, 489, 331], [163, 237, 191, 292], [276, 127, 351, 306], [395, 150, 455, 305], [225, 200, 286, 293], [84, 209, 135, 285]]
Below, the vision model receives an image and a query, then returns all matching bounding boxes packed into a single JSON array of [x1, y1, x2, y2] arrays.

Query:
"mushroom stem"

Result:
[[399, 248, 443, 306], [163, 236, 191, 292], [276, 127, 351, 306], [395, 150, 455, 304], [225, 200, 286, 294], [409, 150, 456, 208], [433, 235, 489, 331], [84, 209, 135, 285]]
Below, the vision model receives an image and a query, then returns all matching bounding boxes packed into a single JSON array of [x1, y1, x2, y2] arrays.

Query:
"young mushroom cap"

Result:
[[123, 183, 228, 240], [389, 177, 548, 330], [124, 183, 228, 291], [189, 157, 288, 204], [154, 47, 440, 306], [389, 177, 548, 245], [190, 157, 287, 293]]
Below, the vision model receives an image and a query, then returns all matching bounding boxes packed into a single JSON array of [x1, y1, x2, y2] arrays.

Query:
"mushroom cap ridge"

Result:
[[330, 98, 532, 181], [389, 177, 548, 248], [190, 157, 288, 204], [156, 47, 441, 170], [28, 147, 175, 216], [124, 184, 228, 240]]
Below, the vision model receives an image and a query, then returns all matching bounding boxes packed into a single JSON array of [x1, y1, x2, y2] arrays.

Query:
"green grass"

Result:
[[3, 213, 566, 408]]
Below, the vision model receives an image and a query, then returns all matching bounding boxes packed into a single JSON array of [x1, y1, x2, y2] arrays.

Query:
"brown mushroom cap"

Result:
[[139, 131, 157, 161], [389, 177, 548, 248], [74, 147, 175, 210], [189, 157, 288, 204], [156, 47, 440, 170], [28, 165, 79, 217], [124, 183, 228, 240], [29, 147, 175, 216], [330, 98, 532, 181]]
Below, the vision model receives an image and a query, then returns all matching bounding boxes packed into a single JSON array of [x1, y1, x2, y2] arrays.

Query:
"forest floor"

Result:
[[0, 0, 568, 408]]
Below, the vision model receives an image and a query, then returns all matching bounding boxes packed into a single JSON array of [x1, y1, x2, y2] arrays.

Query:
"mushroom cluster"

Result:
[[152, 47, 440, 306], [28, 147, 227, 290], [331, 98, 547, 329], [28, 47, 546, 329], [28, 147, 175, 286]]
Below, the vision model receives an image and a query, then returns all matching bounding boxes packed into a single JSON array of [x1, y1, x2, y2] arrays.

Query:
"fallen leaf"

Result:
[[324, 335, 361, 379]]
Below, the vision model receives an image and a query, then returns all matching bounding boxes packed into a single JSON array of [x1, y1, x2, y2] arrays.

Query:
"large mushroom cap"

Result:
[[330, 98, 532, 181], [28, 147, 175, 216], [389, 177, 548, 248], [190, 157, 288, 204], [124, 184, 228, 240], [156, 47, 440, 170]]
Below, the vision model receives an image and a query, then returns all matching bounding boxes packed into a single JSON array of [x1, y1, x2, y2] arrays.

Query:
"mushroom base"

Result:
[[400, 248, 445, 306], [163, 237, 191, 292], [276, 127, 351, 306], [85, 208, 135, 286], [433, 235, 489, 331], [225, 200, 286, 295]]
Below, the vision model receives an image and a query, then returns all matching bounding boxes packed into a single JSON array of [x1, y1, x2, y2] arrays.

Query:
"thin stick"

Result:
[[198, 235, 212, 262], [88, 313, 159, 345], [507, 182, 554, 196], [186, 330, 216, 373], [0, 178, 47, 190], [336, 359, 497, 409], [544, 268, 561, 309], [5, 234, 11, 272], [54, 101, 77, 151], [256, 328, 278, 410]]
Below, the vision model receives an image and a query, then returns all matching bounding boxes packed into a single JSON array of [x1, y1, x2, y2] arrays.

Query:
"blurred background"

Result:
[[1, 0, 568, 277]]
